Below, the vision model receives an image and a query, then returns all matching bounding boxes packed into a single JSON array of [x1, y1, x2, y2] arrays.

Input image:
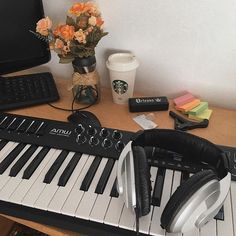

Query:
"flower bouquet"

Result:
[[34, 1, 108, 104], [36, 1, 108, 63]]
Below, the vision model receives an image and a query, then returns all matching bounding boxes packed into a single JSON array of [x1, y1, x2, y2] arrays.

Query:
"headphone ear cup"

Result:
[[161, 170, 218, 232], [132, 146, 151, 216]]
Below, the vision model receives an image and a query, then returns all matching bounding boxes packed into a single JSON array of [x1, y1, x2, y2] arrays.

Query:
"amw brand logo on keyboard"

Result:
[[49, 128, 72, 137]]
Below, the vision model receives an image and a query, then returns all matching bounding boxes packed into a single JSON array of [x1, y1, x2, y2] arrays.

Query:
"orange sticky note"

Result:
[[176, 99, 201, 112]]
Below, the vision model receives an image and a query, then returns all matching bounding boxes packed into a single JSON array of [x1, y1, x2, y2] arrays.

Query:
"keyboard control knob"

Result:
[[87, 125, 97, 136], [112, 130, 122, 140], [100, 128, 109, 138], [76, 134, 86, 144], [75, 124, 84, 134], [115, 141, 125, 152], [89, 136, 99, 146], [102, 138, 112, 149]]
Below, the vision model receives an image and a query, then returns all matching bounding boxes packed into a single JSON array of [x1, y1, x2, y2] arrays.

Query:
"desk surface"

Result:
[[1, 78, 236, 236]]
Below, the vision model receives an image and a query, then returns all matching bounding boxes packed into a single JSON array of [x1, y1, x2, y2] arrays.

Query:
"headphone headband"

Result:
[[132, 129, 229, 179]]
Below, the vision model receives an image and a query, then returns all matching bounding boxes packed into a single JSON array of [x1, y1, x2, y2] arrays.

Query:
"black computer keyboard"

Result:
[[0, 72, 60, 111]]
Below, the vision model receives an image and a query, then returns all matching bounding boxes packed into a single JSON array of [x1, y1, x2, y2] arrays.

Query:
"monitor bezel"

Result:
[[0, 0, 51, 75]]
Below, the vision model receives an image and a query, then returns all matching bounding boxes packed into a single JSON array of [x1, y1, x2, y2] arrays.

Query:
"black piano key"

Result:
[[43, 150, 69, 184], [214, 206, 224, 221], [7, 118, 23, 131], [9, 145, 38, 177], [181, 171, 190, 183], [110, 178, 119, 198], [23, 147, 50, 179], [0, 143, 26, 174], [0, 139, 8, 151], [58, 153, 82, 187], [95, 159, 115, 194], [152, 167, 166, 206], [80, 156, 102, 191]]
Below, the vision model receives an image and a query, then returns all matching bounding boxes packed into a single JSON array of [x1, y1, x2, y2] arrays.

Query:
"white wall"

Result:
[[40, 0, 236, 109]]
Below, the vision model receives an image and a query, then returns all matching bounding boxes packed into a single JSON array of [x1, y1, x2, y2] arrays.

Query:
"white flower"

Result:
[[88, 16, 97, 26], [74, 29, 87, 44]]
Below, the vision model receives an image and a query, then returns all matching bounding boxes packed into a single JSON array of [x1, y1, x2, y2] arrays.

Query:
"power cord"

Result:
[[47, 85, 98, 113]]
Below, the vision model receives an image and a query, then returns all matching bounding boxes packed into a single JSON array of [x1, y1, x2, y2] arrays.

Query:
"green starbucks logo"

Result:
[[112, 80, 128, 95]]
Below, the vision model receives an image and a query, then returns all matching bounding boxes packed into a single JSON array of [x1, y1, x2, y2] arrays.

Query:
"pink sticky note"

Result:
[[173, 93, 195, 106]]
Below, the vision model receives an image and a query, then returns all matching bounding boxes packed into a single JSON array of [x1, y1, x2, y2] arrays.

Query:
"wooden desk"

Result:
[[1, 78, 236, 236]]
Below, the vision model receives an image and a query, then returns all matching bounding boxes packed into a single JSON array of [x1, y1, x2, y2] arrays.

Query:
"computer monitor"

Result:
[[0, 0, 51, 75]]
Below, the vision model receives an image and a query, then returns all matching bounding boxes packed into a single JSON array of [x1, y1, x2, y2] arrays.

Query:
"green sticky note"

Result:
[[189, 109, 213, 121], [188, 102, 208, 116]]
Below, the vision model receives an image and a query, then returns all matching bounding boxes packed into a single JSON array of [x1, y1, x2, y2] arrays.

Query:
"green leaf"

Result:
[[102, 32, 109, 37]]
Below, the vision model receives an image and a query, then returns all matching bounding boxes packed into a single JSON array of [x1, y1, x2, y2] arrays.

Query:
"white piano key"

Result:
[[0, 144, 31, 191], [21, 149, 62, 207], [217, 192, 234, 236], [149, 169, 174, 236], [104, 196, 125, 227], [184, 228, 199, 236], [171, 171, 181, 194], [134, 167, 158, 234], [200, 219, 216, 236], [75, 157, 108, 220], [105, 167, 157, 229], [0, 146, 43, 200], [89, 161, 118, 222], [48, 153, 89, 213], [0, 141, 17, 162], [230, 181, 236, 236], [167, 233, 182, 236], [61, 155, 95, 216], [10, 148, 56, 204], [118, 202, 135, 230], [34, 151, 74, 210], [166, 170, 182, 236]]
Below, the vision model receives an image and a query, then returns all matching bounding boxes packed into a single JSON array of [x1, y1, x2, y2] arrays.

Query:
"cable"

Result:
[[47, 85, 98, 113]]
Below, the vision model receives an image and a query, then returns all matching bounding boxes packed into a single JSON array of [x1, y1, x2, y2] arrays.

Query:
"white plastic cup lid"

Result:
[[106, 53, 139, 72]]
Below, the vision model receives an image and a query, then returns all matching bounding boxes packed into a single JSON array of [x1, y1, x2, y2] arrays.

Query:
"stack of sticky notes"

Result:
[[173, 92, 212, 120]]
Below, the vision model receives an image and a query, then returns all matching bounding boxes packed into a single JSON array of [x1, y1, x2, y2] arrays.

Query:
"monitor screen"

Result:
[[0, 0, 51, 75]]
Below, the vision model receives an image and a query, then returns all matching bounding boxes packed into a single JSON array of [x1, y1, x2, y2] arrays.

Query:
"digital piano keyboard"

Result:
[[0, 112, 236, 236]]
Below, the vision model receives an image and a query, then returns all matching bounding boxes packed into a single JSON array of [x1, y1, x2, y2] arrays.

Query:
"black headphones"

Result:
[[117, 129, 231, 233]]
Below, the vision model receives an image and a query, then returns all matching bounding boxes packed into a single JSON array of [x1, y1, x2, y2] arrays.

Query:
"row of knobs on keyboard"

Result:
[[75, 124, 125, 151]]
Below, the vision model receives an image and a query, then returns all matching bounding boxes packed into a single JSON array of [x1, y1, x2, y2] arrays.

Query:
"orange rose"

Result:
[[69, 3, 86, 15], [69, 2, 99, 16], [53, 25, 75, 41], [96, 17, 104, 27], [36, 16, 52, 36], [53, 25, 62, 36], [54, 39, 64, 49], [84, 2, 99, 16]]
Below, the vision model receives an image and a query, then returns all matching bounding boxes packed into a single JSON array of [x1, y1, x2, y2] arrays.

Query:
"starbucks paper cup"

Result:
[[106, 53, 139, 104]]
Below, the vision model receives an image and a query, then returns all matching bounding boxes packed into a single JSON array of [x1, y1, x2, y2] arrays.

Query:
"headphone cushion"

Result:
[[133, 146, 151, 216], [161, 170, 218, 231]]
